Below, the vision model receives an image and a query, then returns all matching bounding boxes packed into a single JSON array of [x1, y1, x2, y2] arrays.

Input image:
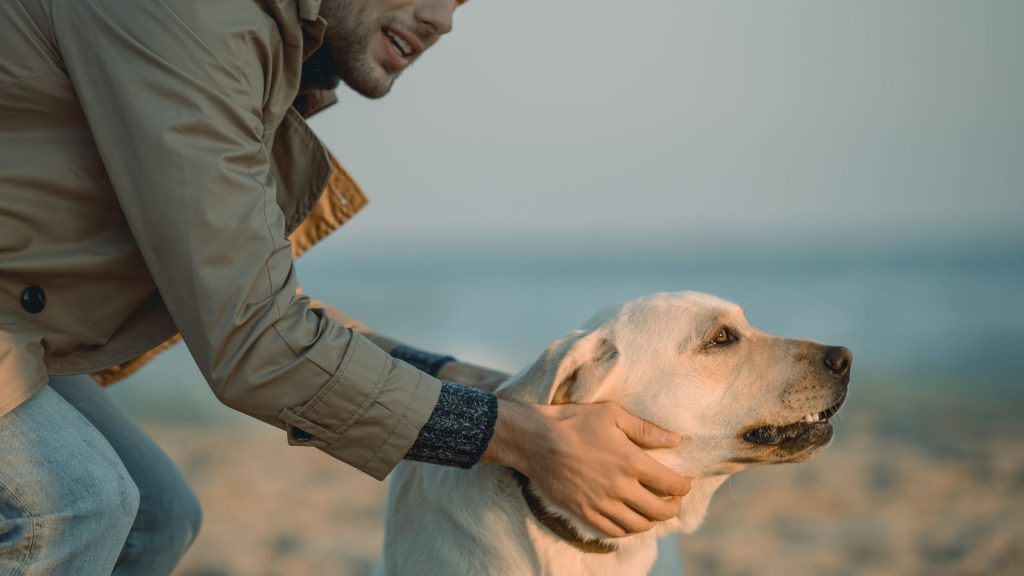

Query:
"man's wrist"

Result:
[[480, 399, 538, 474]]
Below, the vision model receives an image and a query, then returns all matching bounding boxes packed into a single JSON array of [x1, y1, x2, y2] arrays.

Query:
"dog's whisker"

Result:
[[725, 476, 742, 505], [833, 412, 848, 438], [795, 462, 813, 484]]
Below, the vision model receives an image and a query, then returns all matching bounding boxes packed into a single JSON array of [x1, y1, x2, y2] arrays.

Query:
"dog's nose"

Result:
[[823, 346, 852, 377]]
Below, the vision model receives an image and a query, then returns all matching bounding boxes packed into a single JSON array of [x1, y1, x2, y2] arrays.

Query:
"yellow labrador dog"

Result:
[[380, 291, 851, 575]]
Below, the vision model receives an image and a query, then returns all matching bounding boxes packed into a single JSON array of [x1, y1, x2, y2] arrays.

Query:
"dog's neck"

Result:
[[495, 372, 735, 542], [512, 471, 618, 555]]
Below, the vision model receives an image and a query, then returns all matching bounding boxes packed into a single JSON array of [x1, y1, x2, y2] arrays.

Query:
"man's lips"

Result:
[[374, 29, 408, 72], [382, 26, 423, 60]]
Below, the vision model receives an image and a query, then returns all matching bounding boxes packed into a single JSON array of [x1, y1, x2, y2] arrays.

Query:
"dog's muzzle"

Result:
[[743, 392, 847, 446]]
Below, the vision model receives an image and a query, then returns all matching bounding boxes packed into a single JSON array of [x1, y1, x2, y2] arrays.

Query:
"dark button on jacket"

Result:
[[291, 427, 313, 443], [20, 286, 46, 314]]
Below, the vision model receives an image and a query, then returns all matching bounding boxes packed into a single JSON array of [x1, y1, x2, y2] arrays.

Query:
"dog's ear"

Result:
[[549, 332, 619, 405], [498, 329, 620, 405]]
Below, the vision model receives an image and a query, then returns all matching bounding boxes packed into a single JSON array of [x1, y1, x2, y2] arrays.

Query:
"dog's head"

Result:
[[497, 291, 851, 535]]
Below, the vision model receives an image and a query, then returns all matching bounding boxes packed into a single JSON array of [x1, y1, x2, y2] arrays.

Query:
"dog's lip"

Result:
[[742, 393, 847, 446]]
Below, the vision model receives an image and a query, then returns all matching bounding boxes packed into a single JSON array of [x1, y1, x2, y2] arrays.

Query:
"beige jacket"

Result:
[[0, 0, 441, 479]]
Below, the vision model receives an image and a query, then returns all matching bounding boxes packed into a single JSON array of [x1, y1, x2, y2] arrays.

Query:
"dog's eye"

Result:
[[706, 327, 736, 348]]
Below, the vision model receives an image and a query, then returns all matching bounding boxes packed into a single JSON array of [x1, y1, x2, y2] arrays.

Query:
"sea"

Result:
[[109, 235, 1024, 425]]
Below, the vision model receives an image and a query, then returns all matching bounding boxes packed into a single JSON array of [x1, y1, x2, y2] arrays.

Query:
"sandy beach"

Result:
[[155, 384, 1022, 576]]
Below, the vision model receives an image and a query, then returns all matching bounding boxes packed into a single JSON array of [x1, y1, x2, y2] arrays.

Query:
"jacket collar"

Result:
[[255, 0, 337, 118], [256, 0, 327, 55], [297, 0, 323, 21]]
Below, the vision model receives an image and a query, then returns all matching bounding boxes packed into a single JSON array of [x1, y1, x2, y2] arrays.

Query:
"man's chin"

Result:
[[341, 74, 395, 99], [334, 58, 398, 99]]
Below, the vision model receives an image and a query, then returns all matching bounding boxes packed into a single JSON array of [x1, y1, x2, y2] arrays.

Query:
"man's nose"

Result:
[[416, 0, 455, 36]]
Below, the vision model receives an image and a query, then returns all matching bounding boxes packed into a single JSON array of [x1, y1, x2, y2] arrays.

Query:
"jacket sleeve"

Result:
[[53, 0, 441, 479]]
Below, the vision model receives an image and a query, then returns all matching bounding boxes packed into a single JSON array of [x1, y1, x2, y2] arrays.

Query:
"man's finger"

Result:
[[624, 488, 682, 522], [615, 409, 682, 449], [636, 455, 692, 497], [605, 503, 656, 537], [585, 513, 628, 540]]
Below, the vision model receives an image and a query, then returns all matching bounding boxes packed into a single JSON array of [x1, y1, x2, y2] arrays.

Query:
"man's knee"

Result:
[[44, 452, 142, 540], [0, 387, 141, 567], [0, 448, 141, 573], [158, 481, 202, 552], [121, 472, 202, 570]]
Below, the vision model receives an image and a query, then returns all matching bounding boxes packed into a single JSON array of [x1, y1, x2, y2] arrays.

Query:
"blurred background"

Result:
[[109, 0, 1022, 574]]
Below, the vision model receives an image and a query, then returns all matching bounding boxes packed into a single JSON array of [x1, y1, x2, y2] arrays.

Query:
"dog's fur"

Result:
[[379, 292, 851, 575]]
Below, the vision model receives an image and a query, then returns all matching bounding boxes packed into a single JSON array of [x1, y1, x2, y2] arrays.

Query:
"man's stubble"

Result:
[[323, 0, 399, 99]]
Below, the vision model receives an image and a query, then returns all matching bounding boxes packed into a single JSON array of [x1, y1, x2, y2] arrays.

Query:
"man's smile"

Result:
[[322, 0, 457, 98], [383, 26, 417, 57], [378, 25, 427, 71]]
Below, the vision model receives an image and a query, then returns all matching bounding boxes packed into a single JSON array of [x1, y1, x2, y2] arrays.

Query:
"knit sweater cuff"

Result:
[[403, 381, 498, 469], [390, 345, 455, 377]]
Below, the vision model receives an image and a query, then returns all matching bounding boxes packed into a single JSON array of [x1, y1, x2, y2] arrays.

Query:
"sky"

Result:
[[307, 0, 1024, 248]]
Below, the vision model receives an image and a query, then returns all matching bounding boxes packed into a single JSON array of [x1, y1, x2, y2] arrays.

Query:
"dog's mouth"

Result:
[[742, 393, 847, 447]]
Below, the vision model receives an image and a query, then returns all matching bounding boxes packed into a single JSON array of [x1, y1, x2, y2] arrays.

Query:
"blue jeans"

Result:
[[0, 375, 201, 576]]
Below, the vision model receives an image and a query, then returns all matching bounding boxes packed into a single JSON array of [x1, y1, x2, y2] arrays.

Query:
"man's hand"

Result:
[[480, 400, 691, 539], [436, 361, 509, 393]]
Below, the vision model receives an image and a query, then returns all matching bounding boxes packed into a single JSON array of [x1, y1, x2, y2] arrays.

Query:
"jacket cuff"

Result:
[[278, 332, 443, 480]]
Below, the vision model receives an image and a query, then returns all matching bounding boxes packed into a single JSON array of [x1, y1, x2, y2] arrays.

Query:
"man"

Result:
[[0, 0, 691, 573]]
